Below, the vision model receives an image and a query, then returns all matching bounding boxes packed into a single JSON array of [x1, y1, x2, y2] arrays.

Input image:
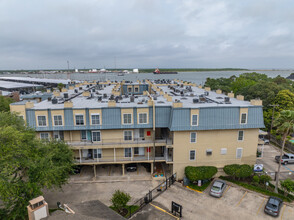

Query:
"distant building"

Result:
[[133, 69, 139, 73], [10, 79, 264, 180]]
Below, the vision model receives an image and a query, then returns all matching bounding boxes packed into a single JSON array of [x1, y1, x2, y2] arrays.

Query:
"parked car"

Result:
[[264, 196, 283, 217], [258, 138, 269, 145], [275, 153, 294, 165], [209, 180, 226, 198], [126, 163, 137, 172]]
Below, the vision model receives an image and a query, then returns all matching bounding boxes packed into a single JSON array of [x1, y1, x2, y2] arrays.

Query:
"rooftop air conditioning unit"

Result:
[[64, 93, 69, 99], [193, 98, 199, 103], [224, 97, 230, 103], [52, 98, 58, 104]]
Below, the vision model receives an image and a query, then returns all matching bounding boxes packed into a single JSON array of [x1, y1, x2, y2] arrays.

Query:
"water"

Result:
[[2, 70, 293, 85]]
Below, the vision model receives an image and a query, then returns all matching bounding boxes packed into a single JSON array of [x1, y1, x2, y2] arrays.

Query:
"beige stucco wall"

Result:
[[10, 104, 26, 121], [172, 128, 259, 180]]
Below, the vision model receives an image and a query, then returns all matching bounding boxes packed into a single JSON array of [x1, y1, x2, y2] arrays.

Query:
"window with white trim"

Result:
[[139, 129, 144, 138], [53, 115, 63, 126], [191, 114, 198, 126], [236, 148, 243, 159], [124, 148, 132, 157], [124, 130, 132, 141], [241, 113, 247, 124], [238, 130, 244, 141], [128, 87, 132, 93], [37, 116, 47, 127], [91, 114, 100, 125], [206, 149, 212, 156], [221, 148, 227, 155], [40, 133, 49, 140], [190, 132, 197, 143], [94, 149, 102, 158], [135, 87, 139, 92], [123, 114, 132, 124], [75, 115, 84, 125], [189, 150, 196, 160], [92, 131, 101, 142], [139, 113, 147, 124]]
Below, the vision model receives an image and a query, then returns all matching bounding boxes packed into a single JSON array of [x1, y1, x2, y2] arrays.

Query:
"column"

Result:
[[114, 148, 116, 162], [122, 164, 125, 176], [93, 165, 96, 178], [148, 147, 150, 160], [151, 162, 154, 175], [79, 149, 82, 163], [131, 147, 133, 161]]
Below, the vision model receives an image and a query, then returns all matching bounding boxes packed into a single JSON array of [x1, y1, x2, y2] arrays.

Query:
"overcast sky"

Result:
[[1, 0, 294, 70]]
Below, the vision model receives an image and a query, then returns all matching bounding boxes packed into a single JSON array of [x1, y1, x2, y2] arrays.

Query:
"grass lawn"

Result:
[[188, 180, 212, 192], [110, 205, 140, 217]]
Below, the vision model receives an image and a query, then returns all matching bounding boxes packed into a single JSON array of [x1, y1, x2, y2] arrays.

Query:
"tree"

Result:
[[0, 112, 74, 219], [273, 110, 294, 193], [57, 83, 64, 91], [274, 90, 294, 112], [110, 190, 131, 214], [0, 96, 14, 112], [280, 179, 294, 196]]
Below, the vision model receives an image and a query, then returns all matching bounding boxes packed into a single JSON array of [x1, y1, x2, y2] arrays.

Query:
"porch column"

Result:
[[122, 164, 125, 176], [93, 165, 96, 178], [151, 162, 154, 175], [131, 147, 133, 161], [79, 149, 82, 163], [148, 147, 149, 160], [114, 148, 116, 162]]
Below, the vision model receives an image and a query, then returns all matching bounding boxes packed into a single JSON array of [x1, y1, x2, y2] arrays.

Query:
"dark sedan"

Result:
[[264, 196, 283, 217]]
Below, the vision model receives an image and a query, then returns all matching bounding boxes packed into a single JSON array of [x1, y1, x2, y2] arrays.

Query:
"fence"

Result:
[[128, 173, 177, 218], [270, 134, 294, 153]]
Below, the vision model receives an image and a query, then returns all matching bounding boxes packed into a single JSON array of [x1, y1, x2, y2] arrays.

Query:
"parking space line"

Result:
[[223, 185, 231, 196], [280, 205, 286, 220], [283, 165, 294, 173], [150, 203, 179, 220], [256, 198, 266, 214], [236, 191, 247, 206]]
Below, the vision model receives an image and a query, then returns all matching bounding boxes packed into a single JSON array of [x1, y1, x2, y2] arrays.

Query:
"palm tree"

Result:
[[273, 110, 294, 193]]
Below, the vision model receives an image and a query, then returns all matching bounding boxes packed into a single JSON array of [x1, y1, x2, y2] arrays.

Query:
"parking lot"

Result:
[[257, 144, 294, 180], [132, 182, 294, 220]]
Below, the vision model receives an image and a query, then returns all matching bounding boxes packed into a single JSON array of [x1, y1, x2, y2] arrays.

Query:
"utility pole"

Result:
[[269, 104, 279, 142]]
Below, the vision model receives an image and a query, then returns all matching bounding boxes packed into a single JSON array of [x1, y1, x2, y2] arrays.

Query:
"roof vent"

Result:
[[224, 97, 230, 103], [79, 87, 82, 90], [52, 98, 58, 104], [98, 96, 102, 102], [74, 89, 78, 93], [204, 91, 209, 96], [64, 93, 69, 99], [86, 85, 89, 88], [48, 97, 52, 101], [153, 96, 157, 100], [193, 98, 199, 103], [130, 96, 135, 102], [103, 94, 107, 99]]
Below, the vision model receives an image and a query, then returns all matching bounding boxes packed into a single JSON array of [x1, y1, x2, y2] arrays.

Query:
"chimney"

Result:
[[148, 100, 153, 106], [108, 100, 116, 107], [250, 99, 262, 106], [61, 88, 68, 92], [64, 101, 73, 108], [236, 95, 244, 101], [204, 87, 211, 91], [216, 89, 222, 94], [25, 101, 34, 109], [173, 102, 183, 108], [82, 91, 90, 97], [228, 92, 234, 98], [198, 85, 202, 89], [53, 91, 60, 97]]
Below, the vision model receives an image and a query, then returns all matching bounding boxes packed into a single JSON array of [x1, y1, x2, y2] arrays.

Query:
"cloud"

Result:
[[0, 0, 294, 69]]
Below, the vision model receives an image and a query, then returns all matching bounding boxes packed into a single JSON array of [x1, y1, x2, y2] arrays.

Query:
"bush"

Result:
[[110, 190, 131, 214], [252, 176, 259, 184], [259, 175, 272, 184], [280, 179, 294, 196], [185, 166, 217, 182], [223, 164, 253, 180]]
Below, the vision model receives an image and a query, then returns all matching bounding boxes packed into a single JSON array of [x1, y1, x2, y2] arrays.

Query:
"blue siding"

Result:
[[48, 110, 52, 130], [26, 109, 36, 128], [155, 106, 172, 127], [102, 108, 121, 129], [64, 108, 74, 129]]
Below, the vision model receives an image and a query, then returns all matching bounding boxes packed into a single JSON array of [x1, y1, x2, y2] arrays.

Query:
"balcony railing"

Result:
[[69, 137, 173, 147], [74, 155, 173, 164]]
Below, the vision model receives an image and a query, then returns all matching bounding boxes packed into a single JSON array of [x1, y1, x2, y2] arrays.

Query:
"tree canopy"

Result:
[[0, 112, 74, 219], [0, 96, 14, 112]]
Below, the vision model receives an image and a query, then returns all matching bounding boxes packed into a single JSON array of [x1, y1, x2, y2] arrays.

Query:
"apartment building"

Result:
[[10, 79, 264, 180]]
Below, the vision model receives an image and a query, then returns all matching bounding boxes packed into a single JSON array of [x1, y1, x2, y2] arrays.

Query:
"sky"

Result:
[[1, 0, 294, 70]]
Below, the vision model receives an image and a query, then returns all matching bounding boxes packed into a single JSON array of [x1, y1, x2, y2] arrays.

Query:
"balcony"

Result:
[[69, 137, 173, 148], [75, 156, 170, 164]]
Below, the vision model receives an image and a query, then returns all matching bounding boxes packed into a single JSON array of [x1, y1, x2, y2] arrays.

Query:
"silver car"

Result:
[[209, 180, 227, 198]]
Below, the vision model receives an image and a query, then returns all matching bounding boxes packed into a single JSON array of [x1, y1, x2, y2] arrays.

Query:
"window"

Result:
[[134, 147, 144, 155], [53, 131, 64, 140], [124, 130, 132, 141], [91, 114, 100, 125], [134, 147, 139, 155], [92, 131, 101, 142], [241, 113, 247, 124], [40, 133, 49, 140], [81, 130, 87, 140], [123, 114, 132, 124], [190, 132, 197, 143], [236, 148, 243, 159], [206, 149, 212, 156], [124, 148, 132, 157], [75, 115, 84, 125], [37, 116, 47, 127], [189, 150, 196, 160], [238, 130, 244, 141], [191, 114, 198, 126], [53, 115, 62, 126], [93, 149, 102, 158], [221, 148, 227, 155], [139, 113, 147, 124], [128, 87, 132, 93], [139, 129, 144, 138], [135, 87, 139, 92]]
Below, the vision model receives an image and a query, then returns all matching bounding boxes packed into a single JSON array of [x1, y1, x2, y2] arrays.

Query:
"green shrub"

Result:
[[259, 175, 272, 184], [185, 166, 218, 181], [223, 164, 253, 180], [252, 175, 260, 184], [110, 190, 131, 214], [280, 179, 294, 196]]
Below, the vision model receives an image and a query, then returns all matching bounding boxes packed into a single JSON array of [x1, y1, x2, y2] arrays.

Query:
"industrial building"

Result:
[[10, 79, 264, 180]]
